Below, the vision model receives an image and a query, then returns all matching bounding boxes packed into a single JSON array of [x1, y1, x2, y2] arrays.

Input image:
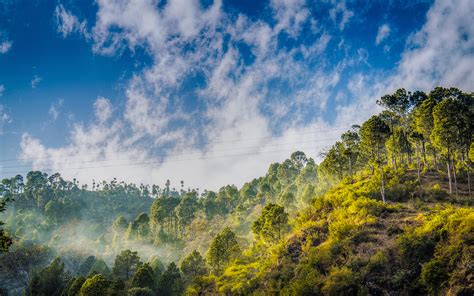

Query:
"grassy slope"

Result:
[[192, 169, 474, 295]]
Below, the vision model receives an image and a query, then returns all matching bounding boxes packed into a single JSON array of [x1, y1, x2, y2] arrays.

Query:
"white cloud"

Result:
[[55, 4, 89, 38], [270, 0, 309, 36], [17, 0, 474, 191], [389, 0, 474, 91], [94, 97, 113, 123], [0, 104, 11, 135], [329, 1, 354, 31], [375, 24, 390, 45], [335, 0, 474, 130], [31, 75, 42, 88], [0, 40, 12, 54], [48, 99, 63, 121], [18, 0, 342, 189]]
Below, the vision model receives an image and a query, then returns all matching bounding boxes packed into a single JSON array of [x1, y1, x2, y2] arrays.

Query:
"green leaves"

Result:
[[112, 249, 142, 280], [251, 203, 289, 244], [206, 227, 241, 274], [180, 250, 208, 281]]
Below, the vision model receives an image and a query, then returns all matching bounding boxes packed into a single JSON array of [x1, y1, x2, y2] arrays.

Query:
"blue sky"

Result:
[[0, 0, 473, 189]]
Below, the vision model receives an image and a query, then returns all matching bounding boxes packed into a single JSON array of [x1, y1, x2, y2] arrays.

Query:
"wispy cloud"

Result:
[[55, 4, 89, 38], [31, 75, 42, 88], [329, 1, 354, 31], [94, 97, 113, 123], [0, 104, 11, 135], [375, 24, 391, 45], [48, 99, 63, 121], [0, 40, 12, 54]]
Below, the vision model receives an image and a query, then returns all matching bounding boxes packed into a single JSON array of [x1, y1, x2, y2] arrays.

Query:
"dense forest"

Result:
[[0, 86, 473, 295]]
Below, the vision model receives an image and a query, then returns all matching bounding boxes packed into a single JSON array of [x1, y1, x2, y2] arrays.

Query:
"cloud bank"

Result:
[[17, 0, 474, 190]]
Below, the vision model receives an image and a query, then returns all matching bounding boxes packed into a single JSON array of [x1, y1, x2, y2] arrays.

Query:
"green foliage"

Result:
[[65, 276, 86, 296], [158, 262, 184, 296], [130, 264, 155, 291], [251, 203, 289, 244], [180, 250, 208, 281], [78, 256, 96, 276], [26, 257, 67, 296], [79, 274, 110, 296], [1, 86, 474, 296], [112, 250, 142, 281], [148, 255, 165, 277], [127, 287, 153, 296], [0, 197, 12, 252], [89, 259, 111, 277], [206, 227, 241, 274], [321, 266, 359, 296]]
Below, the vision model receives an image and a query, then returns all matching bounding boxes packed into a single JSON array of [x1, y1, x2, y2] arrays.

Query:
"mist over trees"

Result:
[[0, 86, 473, 295]]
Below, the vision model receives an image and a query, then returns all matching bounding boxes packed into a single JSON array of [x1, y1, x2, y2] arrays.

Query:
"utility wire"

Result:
[[0, 143, 332, 176], [0, 127, 346, 163], [0, 137, 339, 169]]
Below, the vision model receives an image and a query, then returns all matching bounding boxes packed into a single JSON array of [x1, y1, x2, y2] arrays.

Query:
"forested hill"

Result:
[[0, 86, 473, 295]]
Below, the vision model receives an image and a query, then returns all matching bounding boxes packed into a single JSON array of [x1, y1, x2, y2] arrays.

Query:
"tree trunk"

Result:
[[447, 153, 452, 194], [416, 143, 422, 185], [391, 121, 397, 170], [381, 166, 386, 203], [452, 158, 458, 196], [378, 144, 386, 203], [466, 164, 471, 198], [348, 156, 353, 184], [422, 140, 427, 168], [467, 165, 472, 198]]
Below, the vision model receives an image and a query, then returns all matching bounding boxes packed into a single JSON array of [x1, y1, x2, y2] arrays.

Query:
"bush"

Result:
[[127, 287, 153, 296], [420, 259, 448, 292], [321, 266, 359, 296]]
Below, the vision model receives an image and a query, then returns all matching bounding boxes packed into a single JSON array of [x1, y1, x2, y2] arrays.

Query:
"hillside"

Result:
[[190, 170, 473, 295], [0, 86, 473, 295]]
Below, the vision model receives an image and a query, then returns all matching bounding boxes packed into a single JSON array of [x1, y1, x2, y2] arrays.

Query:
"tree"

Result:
[[360, 115, 390, 202], [127, 287, 153, 296], [207, 227, 241, 273], [112, 250, 142, 281], [89, 259, 111, 276], [149, 196, 180, 239], [413, 97, 438, 167], [341, 127, 360, 182], [158, 262, 184, 296], [431, 98, 472, 194], [180, 250, 208, 281], [79, 274, 110, 296], [131, 263, 156, 292], [377, 89, 413, 168], [290, 151, 308, 171], [320, 142, 347, 180], [176, 192, 199, 238], [126, 213, 150, 240], [65, 277, 86, 296], [148, 255, 165, 278], [78, 256, 96, 276], [0, 197, 12, 253], [149, 198, 166, 235], [252, 203, 289, 244], [26, 258, 67, 296]]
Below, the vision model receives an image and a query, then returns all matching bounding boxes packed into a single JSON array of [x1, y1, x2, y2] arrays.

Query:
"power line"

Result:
[[0, 143, 332, 176], [0, 137, 339, 169], [0, 127, 347, 163]]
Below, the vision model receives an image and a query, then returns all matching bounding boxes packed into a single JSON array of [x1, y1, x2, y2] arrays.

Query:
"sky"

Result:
[[0, 0, 473, 190]]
